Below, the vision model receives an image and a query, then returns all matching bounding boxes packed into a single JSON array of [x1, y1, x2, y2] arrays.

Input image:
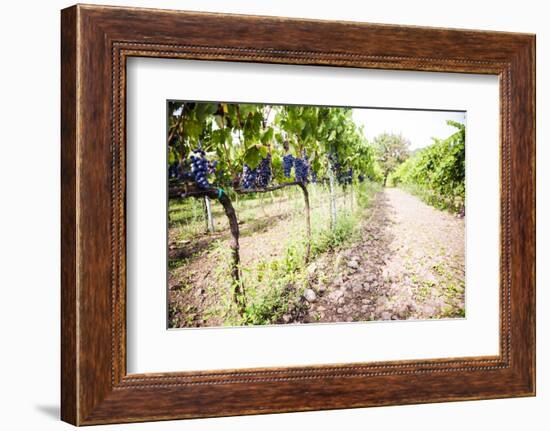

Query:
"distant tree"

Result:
[[373, 132, 411, 185]]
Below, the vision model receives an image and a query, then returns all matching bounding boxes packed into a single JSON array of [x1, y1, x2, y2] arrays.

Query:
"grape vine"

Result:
[[167, 101, 384, 311]]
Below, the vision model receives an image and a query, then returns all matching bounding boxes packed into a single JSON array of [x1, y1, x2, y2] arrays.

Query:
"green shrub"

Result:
[[390, 120, 465, 213]]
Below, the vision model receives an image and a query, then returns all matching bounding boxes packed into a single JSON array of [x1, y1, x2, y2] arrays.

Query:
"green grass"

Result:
[[168, 257, 188, 271], [397, 183, 464, 214], [310, 210, 361, 257], [238, 213, 361, 326], [168, 302, 198, 327]]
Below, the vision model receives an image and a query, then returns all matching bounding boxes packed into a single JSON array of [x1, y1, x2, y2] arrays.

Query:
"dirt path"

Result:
[[306, 188, 465, 322]]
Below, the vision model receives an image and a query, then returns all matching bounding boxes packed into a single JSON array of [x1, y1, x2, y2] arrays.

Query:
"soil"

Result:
[[304, 188, 465, 323], [168, 187, 465, 327]]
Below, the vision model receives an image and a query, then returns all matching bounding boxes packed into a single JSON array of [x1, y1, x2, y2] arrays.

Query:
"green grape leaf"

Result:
[[261, 127, 274, 144], [244, 145, 262, 169]]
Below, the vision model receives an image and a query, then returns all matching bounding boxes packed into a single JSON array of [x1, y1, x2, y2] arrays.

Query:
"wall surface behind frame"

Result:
[[0, 0, 546, 430]]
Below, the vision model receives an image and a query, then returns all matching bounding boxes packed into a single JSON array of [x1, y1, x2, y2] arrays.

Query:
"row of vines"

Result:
[[388, 120, 466, 214], [168, 102, 382, 315]]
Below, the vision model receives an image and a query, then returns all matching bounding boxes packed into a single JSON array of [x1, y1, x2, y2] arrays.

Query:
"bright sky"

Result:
[[352, 109, 466, 151]]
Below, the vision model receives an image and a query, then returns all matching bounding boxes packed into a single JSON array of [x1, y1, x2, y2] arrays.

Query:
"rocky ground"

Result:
[[302, 188, 465, 323]]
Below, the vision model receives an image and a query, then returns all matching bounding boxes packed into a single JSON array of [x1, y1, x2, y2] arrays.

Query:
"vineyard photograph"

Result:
[[167, 101, 466, 328]]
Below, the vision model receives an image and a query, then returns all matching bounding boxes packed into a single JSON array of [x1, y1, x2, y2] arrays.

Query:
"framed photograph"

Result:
[[61, 4, 535, 425]]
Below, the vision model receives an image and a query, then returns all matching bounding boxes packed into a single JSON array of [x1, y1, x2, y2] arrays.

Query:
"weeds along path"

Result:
[[306, 188, 465, 322]]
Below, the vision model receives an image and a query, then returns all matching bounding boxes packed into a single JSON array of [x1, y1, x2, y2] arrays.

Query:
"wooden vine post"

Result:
[[297, 182, 312, 263], [328, 167, 337, 230]]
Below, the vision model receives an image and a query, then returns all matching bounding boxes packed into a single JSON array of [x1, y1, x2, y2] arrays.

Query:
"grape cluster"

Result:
[[283, 154, 294, 178], [241, 164, 258, 189], [179, 163, 194, 182], [189, 148, 214, 189], [328, 152, 341, 175], [328, 152, 345, 185], [311, 171, 318, 184], [256, 154, 272, 188], [336, 167, 352, 186], [294, 157, 309, 183], [168, 162, 179, 179], [241, 155, 272, 189], [343, 168, 353, 185], [328, 152, 355, 186], [207, 160, 218, 175], [358, 174, 365, 183]]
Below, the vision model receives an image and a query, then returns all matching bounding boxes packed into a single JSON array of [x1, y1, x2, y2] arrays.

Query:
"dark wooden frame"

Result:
[[61, 4, 536, 426]]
